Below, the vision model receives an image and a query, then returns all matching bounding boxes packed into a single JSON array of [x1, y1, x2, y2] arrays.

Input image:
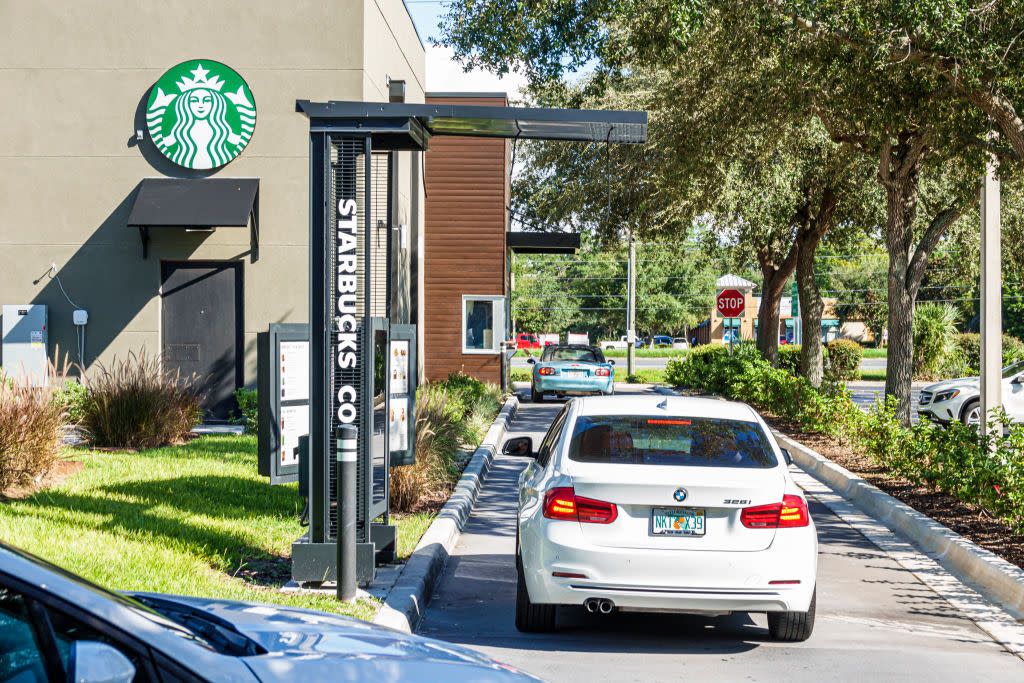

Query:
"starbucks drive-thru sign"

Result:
[[146, 60, 256, 170]]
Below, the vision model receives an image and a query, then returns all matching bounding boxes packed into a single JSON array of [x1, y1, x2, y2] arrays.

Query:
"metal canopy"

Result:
[[295, 100, 647, 146], [127, 178, 259, 258], [507, 231, 581, 254]]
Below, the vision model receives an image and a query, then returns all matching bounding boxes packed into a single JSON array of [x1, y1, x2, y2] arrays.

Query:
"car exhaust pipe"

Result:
[[584, 598, 600, 613], [598, 599, 614, 614]]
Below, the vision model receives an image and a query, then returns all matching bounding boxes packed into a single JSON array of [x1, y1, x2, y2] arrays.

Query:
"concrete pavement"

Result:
[[417, 387, 1022, 681]]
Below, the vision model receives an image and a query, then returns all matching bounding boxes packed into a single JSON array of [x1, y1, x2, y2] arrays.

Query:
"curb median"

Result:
[[774, 430, 1024, 620], [374, 394, 520, 633]]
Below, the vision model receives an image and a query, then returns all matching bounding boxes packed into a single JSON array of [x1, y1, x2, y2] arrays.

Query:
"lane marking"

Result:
[[793, 466, 1024, 660]]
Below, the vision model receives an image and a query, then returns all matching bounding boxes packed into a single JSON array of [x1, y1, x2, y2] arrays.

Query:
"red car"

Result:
[[516, 333, 542, 349]]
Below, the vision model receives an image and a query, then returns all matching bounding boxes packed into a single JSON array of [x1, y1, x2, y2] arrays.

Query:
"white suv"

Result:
[[918, 360, 1024, 426]]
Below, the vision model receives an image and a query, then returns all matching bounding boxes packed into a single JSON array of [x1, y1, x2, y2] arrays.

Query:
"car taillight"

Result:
[[538, 367, 556, 376], [595, 367, 611, 376], [740, 495, 809, 529], [543, 487, 617, 524]]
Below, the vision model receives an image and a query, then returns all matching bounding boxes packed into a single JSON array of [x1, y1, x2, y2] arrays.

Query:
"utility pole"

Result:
[[627, 228, 636, 377], [980, 144, 1002, 440]]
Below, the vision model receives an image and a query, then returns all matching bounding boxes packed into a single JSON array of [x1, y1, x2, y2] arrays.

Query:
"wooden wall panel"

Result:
[[424, 95, 508, 383]]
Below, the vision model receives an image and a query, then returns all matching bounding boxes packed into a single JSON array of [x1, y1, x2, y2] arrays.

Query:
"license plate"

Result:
[[651, 507, 706, 536], [563, 369, 586, 377]]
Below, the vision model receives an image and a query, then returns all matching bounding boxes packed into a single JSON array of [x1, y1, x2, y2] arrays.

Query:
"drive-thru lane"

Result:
[[417, 386, 1022, 682]]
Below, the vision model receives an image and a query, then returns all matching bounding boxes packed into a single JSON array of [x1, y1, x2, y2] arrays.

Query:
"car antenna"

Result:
[[656, 398, 669, 410]]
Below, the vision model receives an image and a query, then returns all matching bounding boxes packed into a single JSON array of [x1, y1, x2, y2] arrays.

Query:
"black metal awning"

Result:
[[127, 178, 259, 258], [507, 231, 581, 254], [295, 100, 647, 148]]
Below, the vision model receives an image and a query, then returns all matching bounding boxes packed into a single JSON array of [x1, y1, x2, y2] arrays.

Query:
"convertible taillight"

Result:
[[595, 367, 611, 377], [543, 487, 617, 524], [740, 495, 810, 529], [538, 367, 556, 376]]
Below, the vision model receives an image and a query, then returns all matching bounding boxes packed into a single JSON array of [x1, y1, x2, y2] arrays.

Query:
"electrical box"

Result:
[[2, 304, 49, 386]]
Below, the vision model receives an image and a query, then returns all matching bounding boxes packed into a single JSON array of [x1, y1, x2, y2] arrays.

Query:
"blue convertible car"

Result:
[[527, 344, 615, 402]]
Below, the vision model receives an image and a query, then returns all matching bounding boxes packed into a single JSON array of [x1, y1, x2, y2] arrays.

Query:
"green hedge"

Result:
[[825, 339, 863, 382], [665, 343, 1024, 533]]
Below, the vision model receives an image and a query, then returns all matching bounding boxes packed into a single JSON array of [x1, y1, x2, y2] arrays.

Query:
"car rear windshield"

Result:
[[567, 415, 778, 469], [543, 347, 604, 362]]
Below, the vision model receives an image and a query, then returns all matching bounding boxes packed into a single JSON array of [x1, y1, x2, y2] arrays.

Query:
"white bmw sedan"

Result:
[[502, 395, 818, 641]]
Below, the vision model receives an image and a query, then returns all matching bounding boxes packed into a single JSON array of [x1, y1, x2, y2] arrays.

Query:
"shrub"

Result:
[[776, 345, 802, 374], [234, 388, 258, 434], [942, 333, 1024, 377], [825, 339, 863, 382], [0, 367, 67, 491], [81, 352, 203, 449], [913, 303, 959, 380], [55, 378, 89, 425], [390, 373, 502, 512]]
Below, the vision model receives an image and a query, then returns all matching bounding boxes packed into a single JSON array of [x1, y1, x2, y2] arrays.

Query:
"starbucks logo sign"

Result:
[[146, 60, 256, 170]]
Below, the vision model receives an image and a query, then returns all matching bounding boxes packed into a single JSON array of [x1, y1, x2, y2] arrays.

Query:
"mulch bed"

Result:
[[766, 415, 1024, 571], [2, 459, 84, 500]]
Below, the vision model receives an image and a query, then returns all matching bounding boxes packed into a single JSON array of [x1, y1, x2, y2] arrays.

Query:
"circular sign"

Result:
[[716, 289, 745, 318], [146, 59, 256, 170]]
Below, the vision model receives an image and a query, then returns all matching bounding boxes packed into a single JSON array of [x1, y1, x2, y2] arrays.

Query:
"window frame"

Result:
[[461, 295, 506, 355]]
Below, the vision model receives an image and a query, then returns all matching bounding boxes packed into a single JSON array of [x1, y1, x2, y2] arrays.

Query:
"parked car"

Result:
[[528, 345, 615, 402], [502, 395, 817, 641], [599, 336, 643, 350], [516, 332, 541, 350], [671, 337, 690, 350], [0, 542, 539, 682], [918, 359, 1024, 426], [651, 335, 673, 348]]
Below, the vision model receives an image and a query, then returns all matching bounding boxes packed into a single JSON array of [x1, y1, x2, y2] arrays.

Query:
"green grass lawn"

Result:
[[862, 348, 888, 358], [392, 511, 435, 561], [0, 435, 378, 620], [859, 368, 887, 381]]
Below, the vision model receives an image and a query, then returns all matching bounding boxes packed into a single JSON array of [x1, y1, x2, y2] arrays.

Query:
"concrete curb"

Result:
[[774, 430, 1024, 619], [374, 394, 520, 632]]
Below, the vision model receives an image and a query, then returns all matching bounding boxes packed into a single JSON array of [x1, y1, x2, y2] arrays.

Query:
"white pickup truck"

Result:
[[599, 335, 642, 350]]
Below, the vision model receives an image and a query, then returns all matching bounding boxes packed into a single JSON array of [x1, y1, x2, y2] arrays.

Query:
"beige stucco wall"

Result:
[[0, 0, 424, 385]]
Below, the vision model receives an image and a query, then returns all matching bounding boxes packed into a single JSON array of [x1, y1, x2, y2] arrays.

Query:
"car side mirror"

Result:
[[1014, 374, 1024, 385], [68, 641, 136, 683], [502, 436, 534, 458], [780, 448, 792, 466], [527, 357, 537, 365], [608, 359, 615, 365]]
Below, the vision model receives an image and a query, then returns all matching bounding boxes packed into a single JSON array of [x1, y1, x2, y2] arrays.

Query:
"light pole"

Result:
[[627, 228, 636, 376], [980, 145, 1002, 440]]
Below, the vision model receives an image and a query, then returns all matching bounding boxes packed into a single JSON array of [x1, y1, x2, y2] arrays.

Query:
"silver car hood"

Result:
[[923, 377, 979, 393], [133, 594, 538, 682]]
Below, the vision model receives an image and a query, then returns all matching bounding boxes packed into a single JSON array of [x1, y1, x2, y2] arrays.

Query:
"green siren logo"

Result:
[[146, 60, 256, 170]]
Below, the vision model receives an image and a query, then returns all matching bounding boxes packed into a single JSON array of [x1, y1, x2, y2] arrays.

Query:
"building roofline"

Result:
[[426, 91, 509, 99]]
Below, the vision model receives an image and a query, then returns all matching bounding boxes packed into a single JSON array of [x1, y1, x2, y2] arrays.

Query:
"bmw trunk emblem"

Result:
[[673, 488, 688, 503]]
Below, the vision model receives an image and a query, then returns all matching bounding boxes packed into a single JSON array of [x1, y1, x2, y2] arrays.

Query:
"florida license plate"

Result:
[[563, 370, 586, 377], [651, 507, 706, 536]]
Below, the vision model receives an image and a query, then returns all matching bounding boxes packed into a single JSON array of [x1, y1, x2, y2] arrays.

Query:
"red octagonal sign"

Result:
[[716, 289, 745, 318]]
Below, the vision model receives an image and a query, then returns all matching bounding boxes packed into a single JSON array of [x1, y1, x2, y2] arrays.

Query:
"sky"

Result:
[[403, 0, 527, 98]]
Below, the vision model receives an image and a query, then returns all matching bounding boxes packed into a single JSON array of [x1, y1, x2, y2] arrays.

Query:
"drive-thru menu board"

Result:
[[388, 340, 410, 454], [257, 324, 309, 485]]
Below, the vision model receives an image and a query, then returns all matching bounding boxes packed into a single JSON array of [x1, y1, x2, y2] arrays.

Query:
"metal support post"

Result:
[[336, 424, 357, 601], [980, 145, 1002, 440], [627, 229, 636, 376]]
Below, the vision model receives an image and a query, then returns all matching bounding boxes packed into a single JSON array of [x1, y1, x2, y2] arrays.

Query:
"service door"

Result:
[[161, 261, 243, 420]]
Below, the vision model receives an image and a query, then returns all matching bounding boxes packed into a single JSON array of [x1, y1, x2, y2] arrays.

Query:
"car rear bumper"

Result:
[[520, 519, 817, 613], [535, 376, 613, 394]]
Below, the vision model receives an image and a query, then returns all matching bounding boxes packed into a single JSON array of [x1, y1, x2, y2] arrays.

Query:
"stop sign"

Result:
[[716, 289, 745, 318]]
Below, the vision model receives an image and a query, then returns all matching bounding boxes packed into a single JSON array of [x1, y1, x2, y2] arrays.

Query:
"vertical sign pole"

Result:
[[980, 144, 1002, 441], [627, 228, 636, 376], [336, 425, 357, 600], [309, 132, 328, 543]]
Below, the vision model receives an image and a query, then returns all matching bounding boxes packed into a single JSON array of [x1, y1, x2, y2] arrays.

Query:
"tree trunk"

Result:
[[795, 189, 835, 387], [756, 269, 789, 364], [876, 133, 971, 424]]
